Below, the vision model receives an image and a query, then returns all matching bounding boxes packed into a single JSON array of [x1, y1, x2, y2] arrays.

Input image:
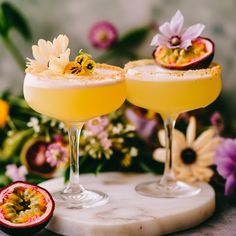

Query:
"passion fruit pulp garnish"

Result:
[[153, 37, 214, 70], [0, 181, 55, 235]]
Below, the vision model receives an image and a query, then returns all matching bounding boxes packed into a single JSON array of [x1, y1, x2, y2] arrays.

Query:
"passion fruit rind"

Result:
[[0, 181, 55, 235], [153, 37, 215, 70]]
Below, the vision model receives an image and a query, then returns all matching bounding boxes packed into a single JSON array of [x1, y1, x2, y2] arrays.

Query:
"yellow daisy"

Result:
[[0, 99, 9, 128], [26, 34, 70, 75], [153, 116, 221, 182]]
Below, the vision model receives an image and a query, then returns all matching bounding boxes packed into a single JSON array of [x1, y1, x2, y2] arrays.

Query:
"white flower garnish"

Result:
[[26, 34, 70, 75]]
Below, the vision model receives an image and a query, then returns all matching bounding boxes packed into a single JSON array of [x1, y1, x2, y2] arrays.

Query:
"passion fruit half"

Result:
[[0, 181, 55, 235], [21, 137, 57, 178], [153, 37, 214, 70]]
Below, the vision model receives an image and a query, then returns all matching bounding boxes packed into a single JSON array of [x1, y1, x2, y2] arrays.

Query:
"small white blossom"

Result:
[[130, 147, 138, 157], [125, 124, 136, 132], [112, 123, 123, 134], [27, 117, 40, 133], [59, 122, 67, 132]]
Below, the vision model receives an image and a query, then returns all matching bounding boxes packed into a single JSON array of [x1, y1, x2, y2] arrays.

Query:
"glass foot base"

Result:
[[135, 178, 201, 198], [52, 189, 109, 209]]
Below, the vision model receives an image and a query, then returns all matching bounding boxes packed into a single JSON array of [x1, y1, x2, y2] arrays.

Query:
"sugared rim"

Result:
[[26, 63, 125, 81], [124, 59, 221, 79]]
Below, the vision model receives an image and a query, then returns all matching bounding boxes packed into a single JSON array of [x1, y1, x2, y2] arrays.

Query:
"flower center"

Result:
[[98, 31, 109, 42], [181, 148, 197, 165], [170, 36, 181, 46]]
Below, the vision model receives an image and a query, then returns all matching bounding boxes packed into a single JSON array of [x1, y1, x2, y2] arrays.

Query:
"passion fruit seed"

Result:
[[0, 187, 46, 224]]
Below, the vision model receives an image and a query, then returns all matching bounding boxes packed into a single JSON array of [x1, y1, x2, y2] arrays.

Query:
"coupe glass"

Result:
[[125, 59, 221, 198], [24, 64, 126, 208]]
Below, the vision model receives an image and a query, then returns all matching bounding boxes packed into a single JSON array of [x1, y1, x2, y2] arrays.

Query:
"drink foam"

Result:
[[24, 67, 124, 88], [125, 60, 219, 81]]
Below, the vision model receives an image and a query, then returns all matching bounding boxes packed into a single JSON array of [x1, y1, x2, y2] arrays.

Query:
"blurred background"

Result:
[[0, 0, 236, 105], [0, 0, 235, 193]]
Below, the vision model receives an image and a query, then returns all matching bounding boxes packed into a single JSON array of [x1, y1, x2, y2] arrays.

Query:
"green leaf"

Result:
[[114, 27, 149, 51], [1, 2, 31, 39], [94, 163, 104, 176], [26, 173, 47, 184], [0, 174, 10, 186], [64, 165, 70, 184], [0, 129, 34, 162], [139, 161, 155, 173], [0, 8, 8, 35]]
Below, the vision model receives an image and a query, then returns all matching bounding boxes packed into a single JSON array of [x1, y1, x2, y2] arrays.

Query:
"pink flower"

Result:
[[150, 10, 205, 49], [6, 164, 28, 182], [125, 108, 157, 139], [98, 131, 112, 150], [210, 111, 224, 133], [45, 143, 68, 167], [89, 21, 118, 49], [215, 138, 236, 196], [85, 116, 112, 150], [86, 116, 109, 135]]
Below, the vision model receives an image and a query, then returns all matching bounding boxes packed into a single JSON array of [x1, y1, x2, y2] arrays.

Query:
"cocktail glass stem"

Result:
[[160, 117, 176, 186], [53, 122, 108, 207], [135, 115, 200, 198], [62, 123, 85, 197]]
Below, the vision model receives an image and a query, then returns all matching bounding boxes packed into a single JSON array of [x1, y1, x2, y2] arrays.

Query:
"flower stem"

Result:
[[1, 35, 25, 71]]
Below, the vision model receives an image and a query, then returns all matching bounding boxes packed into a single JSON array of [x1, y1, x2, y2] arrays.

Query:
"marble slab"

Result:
[[40, 172, 215, 236]]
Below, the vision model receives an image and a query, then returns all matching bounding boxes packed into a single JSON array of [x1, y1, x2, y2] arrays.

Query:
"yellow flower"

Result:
[[0, 100, 9, 128], [64, 62, 85, 75], [153, 117, 221, 182], [64, 51, 96, 76], [75, 51, 95, 73], [26, 34, 70, 75]]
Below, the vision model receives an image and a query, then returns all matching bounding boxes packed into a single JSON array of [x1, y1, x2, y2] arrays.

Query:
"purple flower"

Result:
[[6, 164, 28, 182], [89, 21, 118, 49], [215, 138, 236, 196], [45, 143, 68, 167], [125, 108, 157, 139], [210, 111, 224, 133], [150, 10, 205, 49]]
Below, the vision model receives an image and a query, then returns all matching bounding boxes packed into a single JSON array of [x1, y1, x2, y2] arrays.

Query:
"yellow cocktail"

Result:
[[24, 34, 127, 208], [24, 64, 126, 122], [125, 59, 221, 198], [24, 62, 126, 208], [125, 59, 221, 119]]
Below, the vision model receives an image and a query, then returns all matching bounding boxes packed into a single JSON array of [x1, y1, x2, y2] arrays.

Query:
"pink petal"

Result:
[[181, 24, 205, 41], [170, 10, 184, 35], [216, 159, 236, 178], [150, 34, 169, 47], [180, 39, 192, 49], [159, 22, 172, 38], [225, 174, 236, 196]]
